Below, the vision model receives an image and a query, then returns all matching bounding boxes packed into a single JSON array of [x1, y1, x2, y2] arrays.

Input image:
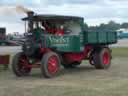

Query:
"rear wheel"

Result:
[[41, 52, 61, 78], [93, 48, 111, 69], [12, 52, 31, 77]]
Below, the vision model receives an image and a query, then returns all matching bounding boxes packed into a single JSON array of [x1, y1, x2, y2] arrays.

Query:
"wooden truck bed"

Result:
[[84, 31, 117, 45]]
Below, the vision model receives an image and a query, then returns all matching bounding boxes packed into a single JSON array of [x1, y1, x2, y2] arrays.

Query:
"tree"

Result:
[[84, 23, 88, 31], [106, 21, 120, 31], [88, 21, 120, 32], [121, 23, 128, 28]]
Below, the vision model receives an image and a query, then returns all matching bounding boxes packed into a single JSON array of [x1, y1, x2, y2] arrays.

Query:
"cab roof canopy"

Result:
[[22, 14, 83, 21]]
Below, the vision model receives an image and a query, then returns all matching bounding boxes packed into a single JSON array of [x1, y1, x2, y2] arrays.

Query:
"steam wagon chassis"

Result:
[[12, 11, 117, 78]]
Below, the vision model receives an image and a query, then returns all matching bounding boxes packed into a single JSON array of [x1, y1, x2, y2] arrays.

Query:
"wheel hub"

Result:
[[103, 52, 110, 65], [47, 56, 59, 74]]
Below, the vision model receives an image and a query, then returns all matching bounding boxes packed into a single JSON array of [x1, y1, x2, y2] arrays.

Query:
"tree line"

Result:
[[84, 21, 128, 32]]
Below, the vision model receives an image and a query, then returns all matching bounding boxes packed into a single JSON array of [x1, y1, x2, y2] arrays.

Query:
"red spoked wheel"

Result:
[[12, 52, 31, 77], [93, 48, 111, 69], [41, 52, 61, 78], [47, 56, 59, 74], [103, 51, 110, 65]]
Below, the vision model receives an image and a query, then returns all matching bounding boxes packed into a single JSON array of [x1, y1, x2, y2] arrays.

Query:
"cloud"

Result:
[[0, 0, 128, 33], [0, 0, 41, 7], [43, 0, 100, 5]]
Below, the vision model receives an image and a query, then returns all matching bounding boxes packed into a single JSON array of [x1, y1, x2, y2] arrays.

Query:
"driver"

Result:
[[40, 22, 46, 30], [42, 21, 56, 34]]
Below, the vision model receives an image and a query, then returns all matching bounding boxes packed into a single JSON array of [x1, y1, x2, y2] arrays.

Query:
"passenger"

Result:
[[55, 25, 64, 36]]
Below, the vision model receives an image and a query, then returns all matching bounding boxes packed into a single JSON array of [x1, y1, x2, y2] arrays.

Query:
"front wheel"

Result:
[[12, 52, 31, 77], [93, 48, 111, 69], [41, 52, 61, 78]]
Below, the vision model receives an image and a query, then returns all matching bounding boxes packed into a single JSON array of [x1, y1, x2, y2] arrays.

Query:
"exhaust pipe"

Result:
[[26, 11, 34, 32]]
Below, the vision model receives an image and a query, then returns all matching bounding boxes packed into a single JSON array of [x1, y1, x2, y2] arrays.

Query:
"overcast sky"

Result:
[[0, 0, 128, 33]]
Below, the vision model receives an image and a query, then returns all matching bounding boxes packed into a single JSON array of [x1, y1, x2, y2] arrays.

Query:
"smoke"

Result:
[[0, 5, 33, 33], [16, 5, 33, 14], [0, 5, 16, 16], [0, 5, 32, 16]]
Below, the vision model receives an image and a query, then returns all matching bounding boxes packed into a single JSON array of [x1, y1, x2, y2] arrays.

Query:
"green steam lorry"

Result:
[[12, 11, 117, 78]]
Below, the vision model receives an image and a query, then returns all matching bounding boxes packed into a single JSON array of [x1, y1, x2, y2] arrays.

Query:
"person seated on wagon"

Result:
[[55, 25, 64, 36], [41, 21, 56, 34]]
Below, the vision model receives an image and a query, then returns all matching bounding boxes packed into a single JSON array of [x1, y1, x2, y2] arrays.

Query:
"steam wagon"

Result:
[[12, 11, 117, 78]]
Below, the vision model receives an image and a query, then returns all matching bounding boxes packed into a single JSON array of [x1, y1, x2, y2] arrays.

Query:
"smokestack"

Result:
[[26, 11, 34, 22], [27, 11, 34, 32]]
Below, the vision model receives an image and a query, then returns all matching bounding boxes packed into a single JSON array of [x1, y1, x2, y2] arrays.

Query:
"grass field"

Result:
[[0, 47, 128, 96], [112, 47, 128, 57]]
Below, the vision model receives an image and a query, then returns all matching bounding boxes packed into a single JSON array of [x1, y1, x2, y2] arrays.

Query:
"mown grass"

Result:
[[1, 60, 128, 96], [0, 47, 128, 96], [112, 47, 128, 57]]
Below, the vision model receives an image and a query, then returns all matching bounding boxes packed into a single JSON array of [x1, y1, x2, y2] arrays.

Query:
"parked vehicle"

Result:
[[12, 10, 117, 78], [118, 33, 128, 39], [117, 28, 128, 39]]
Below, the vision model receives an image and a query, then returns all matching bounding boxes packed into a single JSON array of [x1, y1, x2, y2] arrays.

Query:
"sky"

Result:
[[0, 0, 128, 33]]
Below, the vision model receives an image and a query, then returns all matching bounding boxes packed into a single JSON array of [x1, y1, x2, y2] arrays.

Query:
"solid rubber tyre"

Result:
[[41, 52, 61, 78], [93, 48, 111, 69], [12, 52, 31, 77]]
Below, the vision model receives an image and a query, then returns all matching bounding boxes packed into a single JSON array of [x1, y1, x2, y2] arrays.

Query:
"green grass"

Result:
[[0, 64, 9, 71], [112, 47, 128, 57]]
